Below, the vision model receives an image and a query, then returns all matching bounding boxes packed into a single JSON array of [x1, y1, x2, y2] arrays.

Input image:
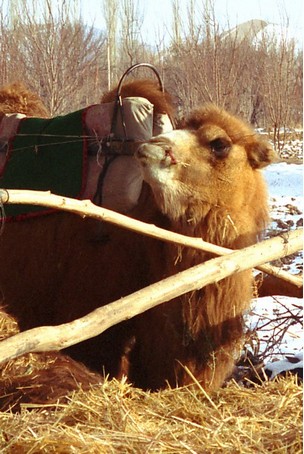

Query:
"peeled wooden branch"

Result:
[[0, 189, 302, 287], [0, 228, 301, 364]]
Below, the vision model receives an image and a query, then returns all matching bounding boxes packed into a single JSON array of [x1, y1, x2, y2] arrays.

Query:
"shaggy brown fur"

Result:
[[0, 308, 103, 412], [0, 352, 103, 412], [0, 82, 49, 118], [256, 273, 303, 298], [0, 81, 276, 395]]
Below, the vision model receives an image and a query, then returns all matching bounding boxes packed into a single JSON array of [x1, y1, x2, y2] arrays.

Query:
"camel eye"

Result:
[[210, 138, 231, 158]]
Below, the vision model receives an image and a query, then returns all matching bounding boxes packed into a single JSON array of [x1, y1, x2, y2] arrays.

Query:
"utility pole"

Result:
[[172, 0, 182, 47], [9, 0, 20, 28], [103, 0, 117, 90]]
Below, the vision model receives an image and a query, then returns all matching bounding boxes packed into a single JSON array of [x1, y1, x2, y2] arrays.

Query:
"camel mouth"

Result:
[[136, 142, 179, 172], [136, 142, 165, 164]]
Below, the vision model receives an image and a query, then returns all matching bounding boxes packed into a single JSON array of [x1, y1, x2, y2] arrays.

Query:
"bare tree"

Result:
[[165, 0, 255, 118], [1, 0, 106, 114], [292, 50, 303, 127], [0, 1, 10, 86], [103, 0, 118, 90], [0, 0, 301, 132], [258, 27, 299, 152], [119, 0, 143, 68]]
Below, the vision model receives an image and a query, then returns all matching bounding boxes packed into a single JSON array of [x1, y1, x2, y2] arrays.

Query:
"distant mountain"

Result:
[[220, 18, 301, 51], [221, 19, 269, 42]]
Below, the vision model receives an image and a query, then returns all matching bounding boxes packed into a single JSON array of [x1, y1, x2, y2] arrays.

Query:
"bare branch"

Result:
[[0, 227, 301, 364]]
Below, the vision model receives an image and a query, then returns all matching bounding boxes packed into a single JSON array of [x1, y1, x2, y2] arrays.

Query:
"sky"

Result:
[[80, 0, 303, 45]]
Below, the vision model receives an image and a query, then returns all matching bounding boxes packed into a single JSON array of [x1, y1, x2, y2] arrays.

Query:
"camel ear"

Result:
[[246, 137, 277, 169]]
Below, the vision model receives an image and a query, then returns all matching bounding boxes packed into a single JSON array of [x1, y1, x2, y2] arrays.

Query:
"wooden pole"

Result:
[[0, 189, 302, 287], [0, 228, 301, 364]]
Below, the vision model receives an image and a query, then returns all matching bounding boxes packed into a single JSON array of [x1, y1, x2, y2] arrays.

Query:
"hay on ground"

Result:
[[0, 374, 302, 453], [0, 310, 302, 453]]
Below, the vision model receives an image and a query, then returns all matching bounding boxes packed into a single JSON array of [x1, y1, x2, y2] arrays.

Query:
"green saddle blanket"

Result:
[[0, 108, 87, 219]]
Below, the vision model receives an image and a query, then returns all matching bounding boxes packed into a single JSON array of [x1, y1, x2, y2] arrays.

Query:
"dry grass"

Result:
[[0, 311, 302, 453], [0, 374, 302, 453]]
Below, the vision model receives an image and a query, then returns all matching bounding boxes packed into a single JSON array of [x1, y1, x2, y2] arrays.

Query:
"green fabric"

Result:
[[0, 109, 86, 218]]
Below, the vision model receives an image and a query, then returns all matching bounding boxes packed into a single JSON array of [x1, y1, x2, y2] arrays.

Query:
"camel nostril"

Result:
[[165, 148, 177, 165]]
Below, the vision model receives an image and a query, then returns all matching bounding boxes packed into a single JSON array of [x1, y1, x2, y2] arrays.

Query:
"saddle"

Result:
[[0, 63, 174, 220]]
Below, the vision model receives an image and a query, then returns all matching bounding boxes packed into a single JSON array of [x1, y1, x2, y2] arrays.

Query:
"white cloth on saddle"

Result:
[[101, 156, 144, 212], [0, 113, 26, 142], [85, 97, 173, 213], [85, 96, 159, 140]]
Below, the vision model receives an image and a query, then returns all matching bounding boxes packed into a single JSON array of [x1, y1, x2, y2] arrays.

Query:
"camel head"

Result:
[[136, 104, 277, 244]]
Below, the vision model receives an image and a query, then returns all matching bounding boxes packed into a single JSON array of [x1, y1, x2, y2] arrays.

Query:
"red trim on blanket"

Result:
[[3, 208, 58, 222], [80, 107, 89, 199]]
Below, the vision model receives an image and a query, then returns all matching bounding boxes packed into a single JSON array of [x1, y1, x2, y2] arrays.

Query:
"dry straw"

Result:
[[0, 374, 302, 453], [0, 315, 302, 454]]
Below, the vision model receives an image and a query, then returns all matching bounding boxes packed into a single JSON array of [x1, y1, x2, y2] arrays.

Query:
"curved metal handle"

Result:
[[111, 63, 165, 139], [116, 63, 164, 96]]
